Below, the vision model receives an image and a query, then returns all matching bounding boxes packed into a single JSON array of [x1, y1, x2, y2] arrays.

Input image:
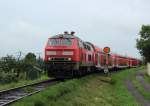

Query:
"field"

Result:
[[11, 67, 145, 106]]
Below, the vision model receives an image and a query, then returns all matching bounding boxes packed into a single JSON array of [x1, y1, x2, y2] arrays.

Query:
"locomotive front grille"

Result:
[[52, 58, 67, 61]]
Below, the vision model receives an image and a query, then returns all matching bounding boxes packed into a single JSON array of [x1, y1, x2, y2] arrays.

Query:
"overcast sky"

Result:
[[0, 0, 150, 58]]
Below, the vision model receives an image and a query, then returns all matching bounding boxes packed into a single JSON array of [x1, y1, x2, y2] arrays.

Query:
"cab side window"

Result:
[[86, 45, 91, 51], [88, 54, 92, 61], [79, 41, 84, 48], [83, 43, 87, 49]]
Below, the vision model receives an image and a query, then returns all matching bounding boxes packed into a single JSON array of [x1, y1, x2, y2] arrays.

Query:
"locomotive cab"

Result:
[[45, 38, 79, 62], [45, 32, 81, 78]]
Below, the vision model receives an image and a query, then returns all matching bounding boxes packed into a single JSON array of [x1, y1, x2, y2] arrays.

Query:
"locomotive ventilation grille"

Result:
[[50, 57, 71, 61]]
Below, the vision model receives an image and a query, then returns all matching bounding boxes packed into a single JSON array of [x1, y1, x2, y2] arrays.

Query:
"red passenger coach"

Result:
[[44, 32, 140, 78], [115, 55, 129, 68], [129, 58, 140, 67]]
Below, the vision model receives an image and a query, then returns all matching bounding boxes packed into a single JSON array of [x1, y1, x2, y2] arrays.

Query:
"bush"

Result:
[[0, 53, 45, 84], [0, 73, 18, 83]]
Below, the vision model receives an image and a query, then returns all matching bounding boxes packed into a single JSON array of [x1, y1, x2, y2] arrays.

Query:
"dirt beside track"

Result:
[[126, 71, 150, 106]]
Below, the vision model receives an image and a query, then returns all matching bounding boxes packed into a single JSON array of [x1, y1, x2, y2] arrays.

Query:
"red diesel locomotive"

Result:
[[44, 32, 140, 78]]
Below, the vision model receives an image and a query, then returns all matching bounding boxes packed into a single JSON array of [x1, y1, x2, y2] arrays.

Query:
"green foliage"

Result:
[[0, 55, 20, 83], [34, 100, 46, 106], [136, 25, 150, 62], [0, 72, 18, 83], [37, 58, 45, 70], [144, 72, 150, 83], [0, 52, 44, 84], [0, 55, 16, 73], [24, 52, 36, 65]]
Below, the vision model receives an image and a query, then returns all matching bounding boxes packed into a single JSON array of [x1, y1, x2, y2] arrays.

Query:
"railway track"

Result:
[[0, 79, 59, 106]]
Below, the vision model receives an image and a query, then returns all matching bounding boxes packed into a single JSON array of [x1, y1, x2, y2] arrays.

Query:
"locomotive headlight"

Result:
[[68, 58, 71, 61], [62, 51, 73, 55], [46, 51, 56, 55], [48, 57, 52, 60]]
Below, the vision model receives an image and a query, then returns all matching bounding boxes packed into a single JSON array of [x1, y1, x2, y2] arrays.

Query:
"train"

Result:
[[44, 31, 140, 78]]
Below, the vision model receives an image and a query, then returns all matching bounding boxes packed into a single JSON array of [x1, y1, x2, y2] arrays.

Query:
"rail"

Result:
[[0, 79, 59, 106]]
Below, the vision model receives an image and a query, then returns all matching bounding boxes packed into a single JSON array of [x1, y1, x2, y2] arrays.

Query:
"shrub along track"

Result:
[[126, 71, 150, 106], [0, 79, 59, 106]]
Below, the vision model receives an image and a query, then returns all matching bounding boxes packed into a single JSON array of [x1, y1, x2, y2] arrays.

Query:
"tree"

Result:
[[0, 55, 20, 83], [0, 55, 16, 73], [136, 25, 150, 63], [24, 52, 36, 65]]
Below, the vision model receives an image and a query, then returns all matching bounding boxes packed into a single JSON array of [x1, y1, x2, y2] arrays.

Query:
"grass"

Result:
[[111, 68, 140, 106], [11, 67, 143, 106], [144, 70, 150, 84], [131, 67, 150, 101], [0, 75, 49, 91], [132, 74, 150, 100]]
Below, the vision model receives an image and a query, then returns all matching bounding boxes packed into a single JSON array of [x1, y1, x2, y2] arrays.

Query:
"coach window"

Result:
[[85, 54, 86, 61], [95, 54, 98, 59], [86, 45, 91, 51], [88, 55, 92, 61], [89, 45, 94, 51], [90, 47, 94, 51], [79, 41, 84, 48], [83, 43, 87, 50]]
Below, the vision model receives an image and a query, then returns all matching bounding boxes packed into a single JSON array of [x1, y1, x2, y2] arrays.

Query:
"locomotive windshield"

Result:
[[49, 38, 72, 46]]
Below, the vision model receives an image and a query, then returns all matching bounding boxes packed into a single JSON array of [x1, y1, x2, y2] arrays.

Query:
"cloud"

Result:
[[0, 0, 150, 58]]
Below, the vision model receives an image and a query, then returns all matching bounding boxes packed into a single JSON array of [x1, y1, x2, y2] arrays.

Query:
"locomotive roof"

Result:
[[50, 34, 80, 39]]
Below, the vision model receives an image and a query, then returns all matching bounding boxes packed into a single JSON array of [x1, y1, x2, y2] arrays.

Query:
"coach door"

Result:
[[78, 40, 85, 64], [95, 53, 101, 68], [97, 53, 101, 67], [98, 53, 101, 66]]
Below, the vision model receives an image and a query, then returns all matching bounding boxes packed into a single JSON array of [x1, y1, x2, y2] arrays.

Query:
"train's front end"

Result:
[[44, 32, 80, 78]]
